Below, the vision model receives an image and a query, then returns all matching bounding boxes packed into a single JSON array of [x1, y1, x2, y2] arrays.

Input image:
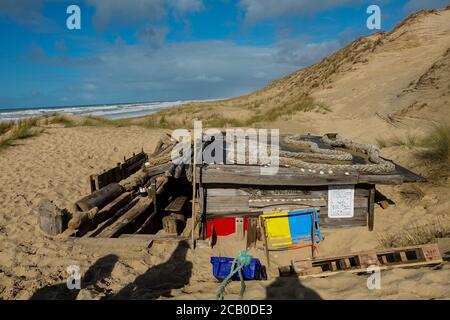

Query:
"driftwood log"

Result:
[[75, 183, 124, 211], [68, 192, 134, 230], [38, 200, 70, 236]]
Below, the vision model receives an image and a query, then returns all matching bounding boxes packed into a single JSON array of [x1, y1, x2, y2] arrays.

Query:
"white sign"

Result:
[[328, 185, 354, 218]]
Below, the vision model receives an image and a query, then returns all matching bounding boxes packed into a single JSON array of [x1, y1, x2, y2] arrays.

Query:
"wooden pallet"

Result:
[[282, 244, 443, 278]]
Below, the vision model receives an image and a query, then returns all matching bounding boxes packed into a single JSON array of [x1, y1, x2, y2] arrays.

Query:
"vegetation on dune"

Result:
[[80, 115, 131, 127], [137, 95, 330, 129], [48, 114, 76, 127], [0, 118, 44, 152], [378, 217, 450, 248], [418, 124, 450, 174], [0, 121, 15, 135], [399, 185, 425, 204], [375, 124, 450, 178], [375, 134, 419, 149]]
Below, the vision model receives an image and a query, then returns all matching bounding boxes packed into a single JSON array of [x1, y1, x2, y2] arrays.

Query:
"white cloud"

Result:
[[168, 0, 204, 13], [239, 0, 366, 23], [52, 36, 338, 101], [86, 0, 205, 29], [275, 38, 341, 66]]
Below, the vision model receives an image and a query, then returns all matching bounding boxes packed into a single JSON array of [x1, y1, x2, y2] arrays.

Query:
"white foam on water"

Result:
[[0, 100, 205, 122]]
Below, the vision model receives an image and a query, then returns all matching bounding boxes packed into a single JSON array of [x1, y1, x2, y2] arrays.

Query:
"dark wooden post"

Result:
[[368, 187, 375, 231]]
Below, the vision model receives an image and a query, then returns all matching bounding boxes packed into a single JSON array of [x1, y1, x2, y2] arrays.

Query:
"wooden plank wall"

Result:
[[204, 185, 374, 228], [89, 151, 148, 193]]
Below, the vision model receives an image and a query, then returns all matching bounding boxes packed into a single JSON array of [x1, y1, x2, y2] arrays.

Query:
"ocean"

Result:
[[0, 100, 200, 122]]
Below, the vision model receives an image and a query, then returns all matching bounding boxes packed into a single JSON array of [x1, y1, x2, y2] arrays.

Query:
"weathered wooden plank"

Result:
[[121, 151, 147, 176], [205, 185, 370, 197], [207, 195, 249, 205], [207, 188, 251, 197], [200, 165, 410, 186], [83, 197, 139, 237], [318, 207, 368, 228], [249, 196, 367, 209], [199, 165, 359, 186], [165, 196, 187, 213], [97, 196, 154, 238], [358, 174, 403, 185]]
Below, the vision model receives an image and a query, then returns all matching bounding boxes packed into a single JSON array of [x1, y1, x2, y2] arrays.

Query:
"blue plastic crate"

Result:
[[210, 256, 265, 281]]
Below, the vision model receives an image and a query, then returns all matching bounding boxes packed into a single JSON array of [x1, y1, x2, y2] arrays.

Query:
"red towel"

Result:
[[206, 217, 248, 238]]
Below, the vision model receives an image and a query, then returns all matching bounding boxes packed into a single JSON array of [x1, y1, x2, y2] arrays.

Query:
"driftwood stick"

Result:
[[68, 192, 134, 230], [120, 162, 171, 191]]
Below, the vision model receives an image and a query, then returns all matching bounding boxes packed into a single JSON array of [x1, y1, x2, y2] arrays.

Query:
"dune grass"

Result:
[[80, 115, 131, 127], [0, 118, 44, 152], [375, 124, 449, 178], [0, 121, 15, 135], [137, 96, 329, 129], [418, 124, 450, 174], [399, 185, 425, 204], [375, 134, 419, 149], [378, 217, 450, 248], [49, 114, 76, 127]]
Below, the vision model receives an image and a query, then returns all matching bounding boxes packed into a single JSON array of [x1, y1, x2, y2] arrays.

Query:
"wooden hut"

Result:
[[197, 133, 425, 237]]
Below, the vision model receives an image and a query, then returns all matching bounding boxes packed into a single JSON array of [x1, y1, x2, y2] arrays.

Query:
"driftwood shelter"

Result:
[[38, 132, 425, 248], [197, 133, 425, 236]]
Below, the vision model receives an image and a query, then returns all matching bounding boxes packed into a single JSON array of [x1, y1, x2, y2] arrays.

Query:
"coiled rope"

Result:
[[224, 133, 395, 174], [216, 250, 253, 300]]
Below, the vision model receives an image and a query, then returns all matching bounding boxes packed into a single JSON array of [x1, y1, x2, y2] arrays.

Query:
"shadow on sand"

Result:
[[106, 241, 193, 299], [265, 275, 322, 300], [31, 241, 193, 300], [30, 254, 119, 300]]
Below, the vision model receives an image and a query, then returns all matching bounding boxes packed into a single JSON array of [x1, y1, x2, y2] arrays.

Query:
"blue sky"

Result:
[[0, 0, 448, 109]]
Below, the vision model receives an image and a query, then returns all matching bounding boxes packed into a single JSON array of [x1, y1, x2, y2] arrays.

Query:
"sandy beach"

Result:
[[0, 120, 448, 300]]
